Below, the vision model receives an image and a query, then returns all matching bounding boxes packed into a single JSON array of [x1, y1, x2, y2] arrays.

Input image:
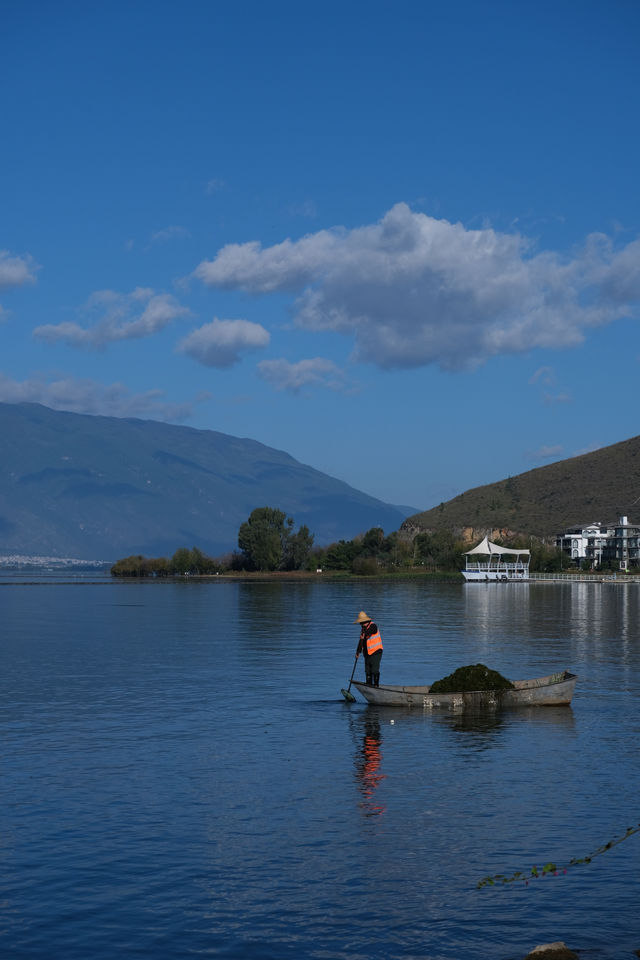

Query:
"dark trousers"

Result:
[[364, 649, 382, 680]]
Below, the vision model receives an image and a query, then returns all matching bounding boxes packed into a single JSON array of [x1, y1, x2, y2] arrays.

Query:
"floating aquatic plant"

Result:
[[430, 663, 514, 694], [477, 822, 640, 888]]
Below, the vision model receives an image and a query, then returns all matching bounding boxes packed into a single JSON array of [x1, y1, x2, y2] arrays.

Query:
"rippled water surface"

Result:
[[1, 575, 639, 959]]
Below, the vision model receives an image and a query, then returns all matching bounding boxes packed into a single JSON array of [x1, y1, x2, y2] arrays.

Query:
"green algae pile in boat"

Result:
[[429, 663, 515, 693]]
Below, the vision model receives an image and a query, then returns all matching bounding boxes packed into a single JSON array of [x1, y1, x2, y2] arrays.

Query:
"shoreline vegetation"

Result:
[[112, 568, 466, 582], [108, 504, 623, 580]]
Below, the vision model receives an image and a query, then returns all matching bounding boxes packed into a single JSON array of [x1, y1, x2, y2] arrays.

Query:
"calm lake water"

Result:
[[1, 575, 639, 960]]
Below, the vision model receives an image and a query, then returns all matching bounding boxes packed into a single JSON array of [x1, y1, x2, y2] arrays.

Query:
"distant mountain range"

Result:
[[402, 434, 640, 542], [0, 403, 415, 560]]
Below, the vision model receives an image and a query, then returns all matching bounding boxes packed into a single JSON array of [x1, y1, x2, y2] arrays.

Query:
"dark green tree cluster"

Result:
[[312, 528, 567, 575], [310, 526, 464, 574], [111, 546, 221, 577], [412, 529, 465, 571], [507, 536, 566, 572], [237, 507, 314, 571]]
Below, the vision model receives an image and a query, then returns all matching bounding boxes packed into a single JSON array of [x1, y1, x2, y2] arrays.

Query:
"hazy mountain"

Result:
[[0, 403, 413, 560], [402, 434, 640, 541]]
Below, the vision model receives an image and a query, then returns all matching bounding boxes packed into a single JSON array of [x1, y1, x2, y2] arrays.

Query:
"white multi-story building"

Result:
[[556, 516, 640, 570], [606, 516, 640, 571], [556, 521, 613, 566]]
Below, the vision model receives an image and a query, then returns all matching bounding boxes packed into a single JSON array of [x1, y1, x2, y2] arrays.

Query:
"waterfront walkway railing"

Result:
[[529, 572, 640, 583]]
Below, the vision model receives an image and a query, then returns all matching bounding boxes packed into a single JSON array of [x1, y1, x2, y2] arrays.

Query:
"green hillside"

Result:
[[402, 435, 640, 541]]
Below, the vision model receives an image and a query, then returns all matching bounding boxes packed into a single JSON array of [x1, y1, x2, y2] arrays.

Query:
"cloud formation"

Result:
[[193, 203, 640, 371], [287, 199, 318, 219], [529, 366, 556, 386], [543, 391, 572, 405], [526, 444, 564, 461], [0, 372, 193, 421], [0, 250, 39, 289], [529, 365, 572, 404], [177, 318, 270, 368], [257, 357, 347, 392], [149, 225, 191, 245], [33, 287, 190, 349]]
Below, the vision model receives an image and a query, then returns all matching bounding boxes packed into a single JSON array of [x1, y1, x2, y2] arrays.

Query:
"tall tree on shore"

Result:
[[283, 523, 314, 570], [237, 508, 315, 571], [238, 507, 288, 571]]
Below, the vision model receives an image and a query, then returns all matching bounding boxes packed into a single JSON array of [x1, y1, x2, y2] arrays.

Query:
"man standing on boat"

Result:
[[354, 611, 383, 687]]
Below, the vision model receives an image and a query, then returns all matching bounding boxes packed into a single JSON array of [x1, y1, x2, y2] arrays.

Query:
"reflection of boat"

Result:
[[462, 536, 530, 581], [353, 717, 386, 817], [445, 711, 506, 736], [352, 670, 577, 709]]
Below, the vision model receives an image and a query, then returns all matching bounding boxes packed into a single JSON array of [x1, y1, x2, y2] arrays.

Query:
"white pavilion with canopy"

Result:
[[462, 536, 530, 581]]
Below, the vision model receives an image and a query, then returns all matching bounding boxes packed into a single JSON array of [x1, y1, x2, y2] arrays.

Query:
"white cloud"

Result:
[[585, 235, 640, 302], [573, 442, 603, 457], [177, 318, 270, 368], [0, 372, 194, 421], [194, 228, 338, 293], [529, 366, 556, 386], [0, 250, 39, 289], [257, 357, 347, 392], [526, 444, 564, 461], [33, 287, 190, 349], [193, 203, 640, 371], [287, 199, 318, 219], [529, 365, 572, 404], [543, 391, 572, 405], [149, 225, 191, 245]]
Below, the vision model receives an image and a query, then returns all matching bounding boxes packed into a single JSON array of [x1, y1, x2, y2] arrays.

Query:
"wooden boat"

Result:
[[351, 670, 577, 708]]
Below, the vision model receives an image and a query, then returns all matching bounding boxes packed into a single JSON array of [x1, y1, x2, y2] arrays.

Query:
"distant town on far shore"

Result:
[[0, 555, 111, 569]]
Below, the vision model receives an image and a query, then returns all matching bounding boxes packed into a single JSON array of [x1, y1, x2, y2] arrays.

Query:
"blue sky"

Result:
[[2, 0, 640, 514]]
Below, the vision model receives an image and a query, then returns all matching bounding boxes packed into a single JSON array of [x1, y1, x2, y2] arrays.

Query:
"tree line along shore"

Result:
[[110, 505, 575, 578]]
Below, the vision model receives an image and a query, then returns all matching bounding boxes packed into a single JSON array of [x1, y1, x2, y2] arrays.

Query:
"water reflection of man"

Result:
[[354, 610, 383, 686], [355, 717, 386, 817]]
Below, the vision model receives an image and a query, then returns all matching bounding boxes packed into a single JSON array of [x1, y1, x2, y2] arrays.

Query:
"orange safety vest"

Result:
[[366, 629, 383, 656]]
